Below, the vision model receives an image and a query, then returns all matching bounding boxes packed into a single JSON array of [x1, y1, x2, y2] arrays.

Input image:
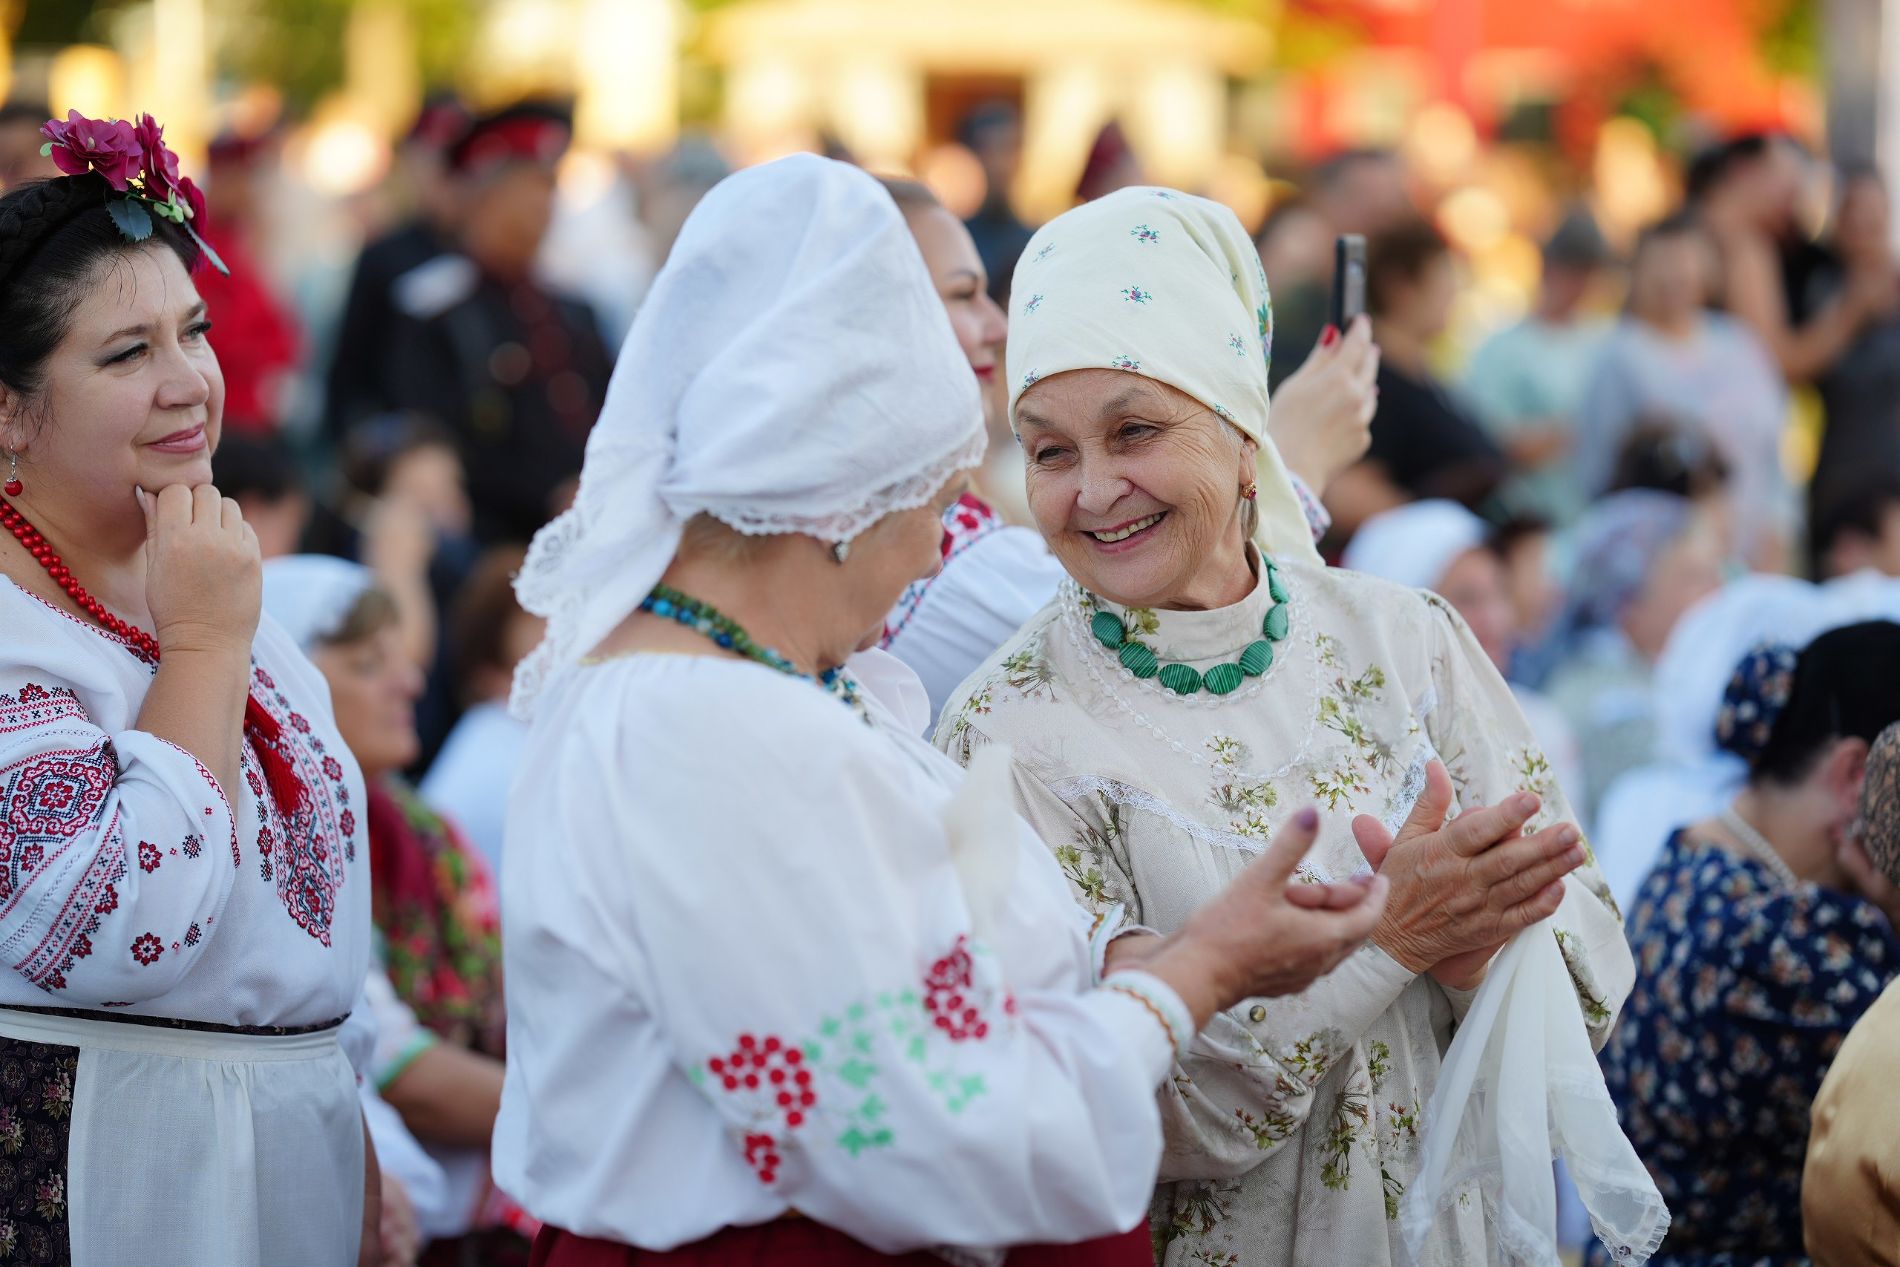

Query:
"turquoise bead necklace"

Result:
[[636, 583, 867, 719], [1090, 557, 1292, 696]]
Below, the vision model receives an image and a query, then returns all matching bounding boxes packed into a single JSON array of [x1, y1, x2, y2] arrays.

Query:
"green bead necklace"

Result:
[[1090, 559, 1292, 696], [635, 583, 867, 719]]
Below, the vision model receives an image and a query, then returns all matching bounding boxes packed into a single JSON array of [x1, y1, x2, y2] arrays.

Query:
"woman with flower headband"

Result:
[[0, 113, 377, 1263]]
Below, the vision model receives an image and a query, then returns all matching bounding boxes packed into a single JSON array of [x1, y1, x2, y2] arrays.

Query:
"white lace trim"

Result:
[[510, 424, 987, 719], [695, 427, 989, 542]]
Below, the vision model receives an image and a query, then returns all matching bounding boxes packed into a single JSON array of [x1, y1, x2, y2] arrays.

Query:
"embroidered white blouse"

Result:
[[0, 580, 370, 1027], [493, 653, 1182, 1253], [936, 555, 1634, 1267]]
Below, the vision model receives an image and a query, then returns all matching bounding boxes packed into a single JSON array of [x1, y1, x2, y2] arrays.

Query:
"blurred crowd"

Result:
[[9, 87, 1897, 1263]]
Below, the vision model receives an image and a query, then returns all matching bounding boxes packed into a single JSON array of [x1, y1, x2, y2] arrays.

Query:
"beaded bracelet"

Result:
[[1105, 969, 1196, 1061]]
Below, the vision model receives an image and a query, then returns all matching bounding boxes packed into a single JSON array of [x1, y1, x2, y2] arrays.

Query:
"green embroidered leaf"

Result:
[[846, 1003, 867, 1022], [876, 992, 893, 1009], [802, 1041, 823, 1063], [819, 1017, 842, 1038], [838, 1058, 878, 1088], [851, 1030, 874, 1055], [959, 1074, 987, 1100], [898, 989, 918, 1006], [860, 1094, 886, 1120], [906, 1036, 928, 1063]]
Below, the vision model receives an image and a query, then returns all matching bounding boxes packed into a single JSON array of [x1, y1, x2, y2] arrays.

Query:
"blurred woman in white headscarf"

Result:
[[1343, 499, 1586, 822], [493, 154, 1395, 1265]]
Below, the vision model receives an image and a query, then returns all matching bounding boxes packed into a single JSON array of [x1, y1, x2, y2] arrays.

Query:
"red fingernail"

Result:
[[1320, 325, 1339, 348]]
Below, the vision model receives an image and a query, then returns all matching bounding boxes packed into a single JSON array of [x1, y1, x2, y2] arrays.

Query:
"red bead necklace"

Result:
[[0, 495, 308, 821], [1, 498, 162, 661]]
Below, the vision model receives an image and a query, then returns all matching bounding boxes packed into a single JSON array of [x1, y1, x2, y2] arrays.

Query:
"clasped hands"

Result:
[[1352, 760, 1585, 990]]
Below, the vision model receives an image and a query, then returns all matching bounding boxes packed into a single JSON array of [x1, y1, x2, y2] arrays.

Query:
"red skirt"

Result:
[[529, 1221, 1156, 1266]]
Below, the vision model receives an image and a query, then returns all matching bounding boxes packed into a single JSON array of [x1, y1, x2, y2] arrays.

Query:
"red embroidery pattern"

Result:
[[129, 933, 162, 966], [0, 733, 127, 990], [0, 684, 86, 736], [706, 1034, 814, 1183], [882, 494, 1006, 646], [924, 935, 989, 1041], [242, 666, 357, 946], [137, 841, 161, 874]]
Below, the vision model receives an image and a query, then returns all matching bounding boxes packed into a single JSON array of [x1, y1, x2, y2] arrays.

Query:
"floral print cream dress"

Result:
[[937, 553, 1634, 1266]]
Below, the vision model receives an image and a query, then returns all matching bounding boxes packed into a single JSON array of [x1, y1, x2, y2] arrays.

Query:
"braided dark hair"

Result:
[[0, 172, 198, 409]]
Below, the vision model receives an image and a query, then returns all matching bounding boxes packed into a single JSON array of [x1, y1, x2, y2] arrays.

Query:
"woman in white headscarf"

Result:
[[491, 155, 1405, 1263], [937, 188, 1660, 1266]]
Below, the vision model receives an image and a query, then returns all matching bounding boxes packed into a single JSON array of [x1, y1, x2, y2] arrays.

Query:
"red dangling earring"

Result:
[[3, 451, 20, 499]]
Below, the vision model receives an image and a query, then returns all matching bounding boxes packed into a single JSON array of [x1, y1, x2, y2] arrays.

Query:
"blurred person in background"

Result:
[[540, 152, 657, 348], [421, 547, 539, 875], [1807, 168, 1900, 526], [1544, 490, 1726, 828], [265, 558, 525, 1264], [959, 101, 1035, 307], [325, 97, 470, 439], [1596, 623, 1900, 1267], [0, 100, 57, 189], [1073, 120, 1143, 204], [1590, 576, 1827, 913], [213, 431, 311, 558], [1328, 218, 1507, 538], [1343, 500, 1586, 814], [1269, 148, 1415, 386], [877, 177, 1377, 727], [631, 136, 731, 270], [1576, 212, 1791, 568], [1813, 474, 1900, 581], [197, 128, 303, 433], [1691, 132, 1880, 385], [1462, 209, 1614, 526], [1803, 721, 1900, 1266], [1491, 515, 1563, 684], [1254, 196, 1333, 391], [384, 102, 612, 545]]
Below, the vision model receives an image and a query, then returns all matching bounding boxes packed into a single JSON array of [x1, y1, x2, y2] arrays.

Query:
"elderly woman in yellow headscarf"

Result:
[[937, 190, 1659, 1265]]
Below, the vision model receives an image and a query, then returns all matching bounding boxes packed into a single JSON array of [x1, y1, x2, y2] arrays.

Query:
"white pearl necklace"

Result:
[[1717, 805, 1803, 891]]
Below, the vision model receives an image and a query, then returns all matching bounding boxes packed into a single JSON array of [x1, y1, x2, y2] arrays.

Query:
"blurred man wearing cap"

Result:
[[381, 101, 613, 545], [1462, 208, 1614, 525], [325, 95, 472, 440]]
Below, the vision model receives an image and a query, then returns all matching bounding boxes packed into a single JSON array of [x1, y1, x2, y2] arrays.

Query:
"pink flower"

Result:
[[40, 111, 142, 191], [132, 114, 180, 194]]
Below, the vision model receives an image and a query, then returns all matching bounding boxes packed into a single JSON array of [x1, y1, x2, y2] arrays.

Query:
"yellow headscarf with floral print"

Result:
[[1004, 187, 1320, 565]]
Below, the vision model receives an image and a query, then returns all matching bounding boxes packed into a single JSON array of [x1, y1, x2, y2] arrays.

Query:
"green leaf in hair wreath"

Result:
[[184, 221, 230, 276], [37, 142, 51, 158], [106, 197, 153, 242]]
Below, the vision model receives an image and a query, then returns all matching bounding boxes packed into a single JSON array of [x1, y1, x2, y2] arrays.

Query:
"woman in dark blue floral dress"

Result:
[[1592, 623, 1900, 1267]]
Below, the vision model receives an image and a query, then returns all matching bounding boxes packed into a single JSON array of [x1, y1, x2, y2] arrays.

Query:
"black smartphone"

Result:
[[1331, 234, 1367, 330]]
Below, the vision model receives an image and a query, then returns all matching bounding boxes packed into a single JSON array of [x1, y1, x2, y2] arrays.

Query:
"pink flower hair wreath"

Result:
[[37, 110, 227, 275]]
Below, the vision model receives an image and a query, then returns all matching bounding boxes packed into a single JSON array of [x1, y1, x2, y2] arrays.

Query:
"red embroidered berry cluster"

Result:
[[708, 1033, 816, 1183], [923, 935, 989, 1041]]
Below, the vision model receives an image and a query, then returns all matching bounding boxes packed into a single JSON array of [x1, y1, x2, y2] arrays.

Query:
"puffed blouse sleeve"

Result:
[[0, 649, 239, 1002], [545, 674, 1177, 1250], [1419, 592, 1634, 1042]]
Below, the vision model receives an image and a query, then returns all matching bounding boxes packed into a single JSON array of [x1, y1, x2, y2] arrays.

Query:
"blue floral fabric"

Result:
[[1589, 829, 1900, 1267]]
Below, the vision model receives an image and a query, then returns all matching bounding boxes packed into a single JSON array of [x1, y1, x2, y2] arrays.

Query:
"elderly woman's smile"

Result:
[[1018, 368, 1257, 612]]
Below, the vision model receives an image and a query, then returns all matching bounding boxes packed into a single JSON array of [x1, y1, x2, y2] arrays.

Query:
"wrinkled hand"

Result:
[[1266, 315, 1378, 495], [1837, 836, 1900, 931], [137, 483, 260, 657], [1166, 806, 1389, 1014], [1351, 761, 1582, 989]]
